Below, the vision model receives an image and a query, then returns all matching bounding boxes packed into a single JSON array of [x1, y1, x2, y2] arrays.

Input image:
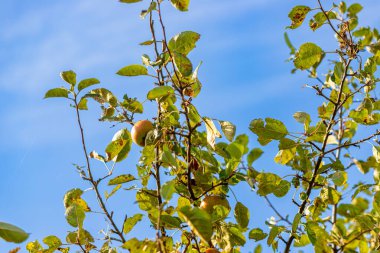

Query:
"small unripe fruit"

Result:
[[205, 248, 220, 253], [200, 195, 230, 214], [131, 120, 154, 147]]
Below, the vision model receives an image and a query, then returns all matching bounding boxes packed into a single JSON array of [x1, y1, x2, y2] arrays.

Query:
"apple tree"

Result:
[[11, 0, 380, 252]]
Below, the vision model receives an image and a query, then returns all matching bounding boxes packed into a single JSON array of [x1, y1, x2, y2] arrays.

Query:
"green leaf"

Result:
[[374, 191, 380, 214], [320, 187, 341, 205], [293, 111, 311, 131], [122, 238, 156, 252], [42, 235, 62, 250], [287, 6, 311, 29], [26, 240, 43, 252], [139, 39, 154, 46], [227, 225, 246, 246], [84, 88, 118, 107], [254, 244, 263, 253], [267, 226, 280, 246], [333, 62, 344, 84], [294, 43, 323, 70], [66, 229, 94, 245], [273, 180, 291, 197], [123, 214, 143, 234], [170, 0, 190, 11], [122, 96, 143, 114], [105, 184, 122, 200], [305, 222, 317, 245], [309, 11, 337, 31], [348, 3, 363, 15], [178, 206, 212, 243], [249, 118, 288, 144], [219, 121, 236, 142], [160, 145, 178, 169], [354, 214, 376, 230], [63, 188, 89, 211], [147, 86, 175, 100], [364, 57, 377, 76], [305, 221, 328, 245], [331, 171, 348, 186], [85, 88, 118, 106], [77, 97, 88, 110], [44, 87, 69, 99], [161, 180, 176, 200], [173, 52, 193, 77], [294, 234, 310, 247], [136, 190, 158, 212], [60, 70, 76, 86], [284, 32, 296, 55], [256, 173, 281, 196], [274, 148, 296, 165], [247, 148, 263, 166], [116, 64, 148, 76], [292, 213, 302, 233], [120, 0, 143, 3], [140, 2, 157, 19], [160, 215, 182, 229], [278, 138, 298, 150], [373, 146, 380, 163], [0, 222, 29, 243], [65, 203, 85, 228], [249, 228, 267, 242], [187, 104, 202, 127], [338, 203, 362, 218], [234, 202, 250, 229], [78, 78, 100, 92], [339, 2, 347, 13], [105, 129, 132, 162], [108, 174, 135, 185], [168, 31, 200, 55]]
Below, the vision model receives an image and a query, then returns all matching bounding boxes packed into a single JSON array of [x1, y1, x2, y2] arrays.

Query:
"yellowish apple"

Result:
[[205, 248, 220, 253], [131, 120, 154, 147]]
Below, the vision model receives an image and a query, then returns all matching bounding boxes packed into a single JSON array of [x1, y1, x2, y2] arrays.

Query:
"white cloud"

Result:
[[1, 0, 378, 149], [0, 0, 279, 92]]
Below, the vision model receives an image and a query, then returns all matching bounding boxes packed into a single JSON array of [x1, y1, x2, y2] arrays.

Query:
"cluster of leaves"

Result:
[[246, 1, 380, 252], [3, 0, 378, 252]]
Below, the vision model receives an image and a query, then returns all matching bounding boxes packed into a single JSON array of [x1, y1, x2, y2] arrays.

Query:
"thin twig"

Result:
[[324, 130, 380, 155], [264, 196, 292, 226], [73, 95, 125, 243]]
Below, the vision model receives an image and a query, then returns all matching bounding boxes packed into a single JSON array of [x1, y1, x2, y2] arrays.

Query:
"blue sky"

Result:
[[1, 0, 380, 252]]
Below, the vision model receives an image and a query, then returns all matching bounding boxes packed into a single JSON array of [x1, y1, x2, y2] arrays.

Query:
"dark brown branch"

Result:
[[148, 6, 167, 245], [308, 141, 322, 151], [337, 83, 370, 111], [195, 172, 236, 200], [156, 1, 197, 201], [284, 58, 352, 253], [312, 85, 337, 105], [324, 129, 380, 156], [73, 95, 125, 243], [338, 229, 371, 252], [317, 0, 345, 42]]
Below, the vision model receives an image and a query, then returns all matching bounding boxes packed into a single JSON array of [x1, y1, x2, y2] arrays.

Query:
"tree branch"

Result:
[[74, 95, 125, 243]]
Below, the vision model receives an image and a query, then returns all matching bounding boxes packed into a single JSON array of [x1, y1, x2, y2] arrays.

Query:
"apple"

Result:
[[131, 120, 154, 147], [205, 248, 220, 253], [200, 195, 230, 214]]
